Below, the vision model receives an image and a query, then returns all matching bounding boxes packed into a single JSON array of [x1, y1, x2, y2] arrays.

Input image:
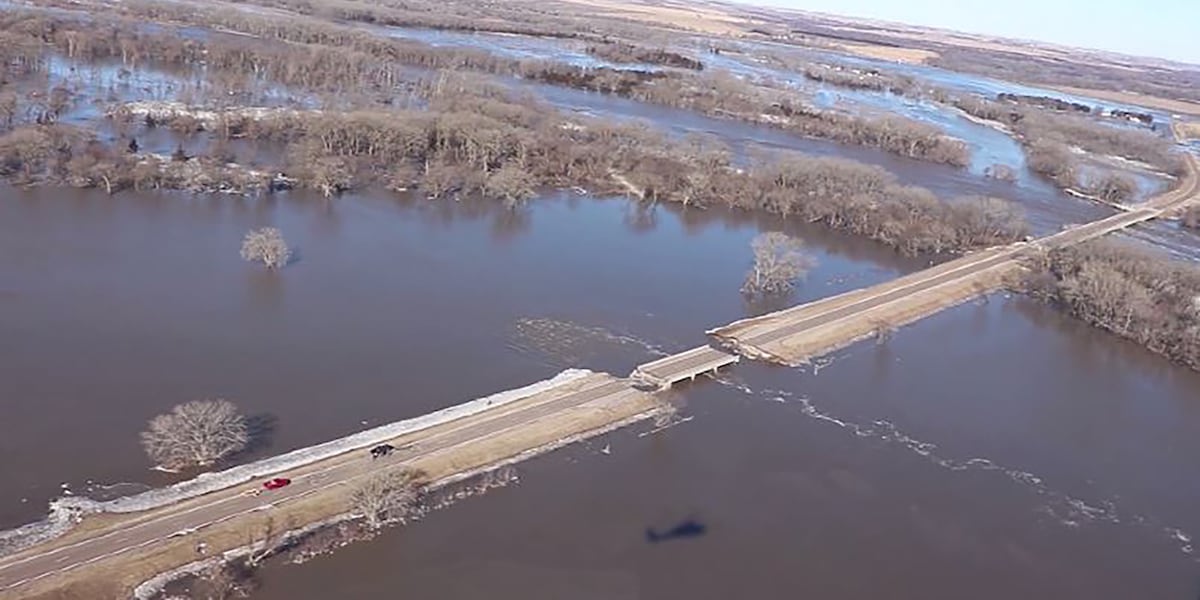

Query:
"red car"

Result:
[[262, 477, 291, 490]]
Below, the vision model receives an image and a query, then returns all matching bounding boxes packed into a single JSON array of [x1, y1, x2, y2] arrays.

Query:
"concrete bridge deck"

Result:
[[632, 345, 740, 389]]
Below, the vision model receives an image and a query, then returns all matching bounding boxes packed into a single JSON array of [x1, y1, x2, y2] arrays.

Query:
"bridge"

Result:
[[2, 155, 1195, 599], [632, 345, 740, 389]]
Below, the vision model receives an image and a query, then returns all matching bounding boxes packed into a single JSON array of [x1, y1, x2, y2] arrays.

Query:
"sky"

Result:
[[744, 0, 1200, 64]]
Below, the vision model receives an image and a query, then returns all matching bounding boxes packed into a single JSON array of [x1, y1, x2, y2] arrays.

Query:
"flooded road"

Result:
[[0, 187, 919, 528], [250, 296, 1200, 600], [3, 186, 1199, 598]]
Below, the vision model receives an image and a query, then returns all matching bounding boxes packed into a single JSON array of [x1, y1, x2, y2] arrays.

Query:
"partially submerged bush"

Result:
[[240, 227, 291, 269]]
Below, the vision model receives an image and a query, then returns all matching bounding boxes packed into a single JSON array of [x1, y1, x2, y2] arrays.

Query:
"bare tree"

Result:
[[240, 227, 291, 269], [141, 399, 249, 470], [351, 469, 423, 531], [742, 232, 816, 297]]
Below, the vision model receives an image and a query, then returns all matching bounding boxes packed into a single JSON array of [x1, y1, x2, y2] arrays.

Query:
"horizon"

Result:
[[737, 0, 1200, 65]]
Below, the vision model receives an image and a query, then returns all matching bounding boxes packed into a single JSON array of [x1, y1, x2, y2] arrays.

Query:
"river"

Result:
[[2, 185, 1200, 598]]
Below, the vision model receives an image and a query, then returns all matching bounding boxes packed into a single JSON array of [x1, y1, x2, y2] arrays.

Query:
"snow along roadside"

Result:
[[0, 369, 592, 556]]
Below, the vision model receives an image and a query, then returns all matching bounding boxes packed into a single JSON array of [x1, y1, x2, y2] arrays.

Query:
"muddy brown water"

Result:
[[249, 297, 1200, 600], [3, 187, 1200, 599], [0, 186, 921, 528]]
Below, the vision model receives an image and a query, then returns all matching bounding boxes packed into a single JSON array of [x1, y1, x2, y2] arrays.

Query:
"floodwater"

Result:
[[3, 186, 1200, 599], [325, 22, 1120, 234], [250, 296, 1200, 600], [0, 187, 920, 528]]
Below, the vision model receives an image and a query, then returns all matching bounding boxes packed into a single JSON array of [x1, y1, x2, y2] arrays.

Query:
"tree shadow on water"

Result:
[[240, 413, 278, 457], [742, 291, 795, 318], [285, 246, 303, 267]]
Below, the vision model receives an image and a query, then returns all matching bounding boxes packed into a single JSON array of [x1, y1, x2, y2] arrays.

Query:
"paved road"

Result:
[[725, 152, 1199, 351], [0, 378, 636, 594], [742, 250, 1019, 348]]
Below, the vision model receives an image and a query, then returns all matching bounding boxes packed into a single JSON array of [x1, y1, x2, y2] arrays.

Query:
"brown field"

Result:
[[555, 0, 755, 35], [1174, 121, 1200, 141], [836, 42, 938, 64]]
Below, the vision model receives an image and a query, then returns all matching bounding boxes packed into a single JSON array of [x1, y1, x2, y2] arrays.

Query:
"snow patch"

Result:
[[108, 101, 316, 127]]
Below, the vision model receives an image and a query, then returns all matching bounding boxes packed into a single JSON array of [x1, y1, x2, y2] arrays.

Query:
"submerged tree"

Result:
[[240, 227, 291, 269], [141, 399, 249, 470], [351, 469, 424, 531], [741, 232, 816, 298]]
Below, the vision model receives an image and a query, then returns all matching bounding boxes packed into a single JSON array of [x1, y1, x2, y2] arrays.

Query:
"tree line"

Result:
[[0, 65, 1026, 256], [1025, 240, 1200, 371], [585, 42, 704, 70], [800, 63, 916, 95], [141, 73, 1024, 254]]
